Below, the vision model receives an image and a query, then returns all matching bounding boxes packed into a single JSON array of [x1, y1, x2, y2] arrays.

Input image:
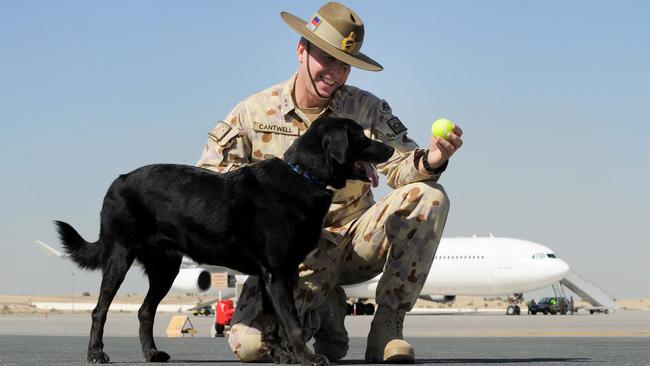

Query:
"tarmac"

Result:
[[1, 311, 649, 365]]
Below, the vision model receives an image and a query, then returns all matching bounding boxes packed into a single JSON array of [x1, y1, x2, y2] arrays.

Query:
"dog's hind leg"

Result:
[[87, 245, 134, 364], [137, 253, 182, 362]]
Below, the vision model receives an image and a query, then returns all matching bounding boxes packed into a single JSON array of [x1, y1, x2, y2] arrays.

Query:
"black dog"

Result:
[[56, 117, 394, 365]]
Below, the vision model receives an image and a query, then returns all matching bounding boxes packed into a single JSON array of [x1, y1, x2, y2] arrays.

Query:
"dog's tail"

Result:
[[55, 220, 103, 271]]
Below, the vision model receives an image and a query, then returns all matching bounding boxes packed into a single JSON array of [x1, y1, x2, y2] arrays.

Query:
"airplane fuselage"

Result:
[[343, 237, 570, 298]]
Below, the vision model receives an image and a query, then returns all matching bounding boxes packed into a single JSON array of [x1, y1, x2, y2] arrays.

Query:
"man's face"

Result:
[[297, 41, 351, 100]]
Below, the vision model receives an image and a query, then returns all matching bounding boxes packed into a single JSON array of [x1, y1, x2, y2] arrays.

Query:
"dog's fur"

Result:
[[56, 117, 394, 365]]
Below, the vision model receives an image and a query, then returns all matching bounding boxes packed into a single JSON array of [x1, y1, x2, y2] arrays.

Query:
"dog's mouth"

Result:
[[353, 161, 379, 188]]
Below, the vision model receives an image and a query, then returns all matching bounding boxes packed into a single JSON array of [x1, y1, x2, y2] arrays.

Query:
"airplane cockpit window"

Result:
[[532, 253, 559, 259]]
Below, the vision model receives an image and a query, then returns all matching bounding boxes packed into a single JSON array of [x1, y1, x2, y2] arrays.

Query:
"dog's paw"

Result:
[[268, 342, 299, 364], [305, 354, 330, 366], [145, 350, 170, 362], [87, 351, 110, 364]]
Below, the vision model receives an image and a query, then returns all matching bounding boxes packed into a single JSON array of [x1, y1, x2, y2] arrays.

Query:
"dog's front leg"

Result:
[[261, 271, 329, 366]]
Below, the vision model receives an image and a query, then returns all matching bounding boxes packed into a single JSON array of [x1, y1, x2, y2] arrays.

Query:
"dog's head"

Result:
[[284, 117, 395, 189]]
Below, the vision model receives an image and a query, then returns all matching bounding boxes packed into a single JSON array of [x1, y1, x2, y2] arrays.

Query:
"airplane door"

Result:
[[491, 246, 514, 293]]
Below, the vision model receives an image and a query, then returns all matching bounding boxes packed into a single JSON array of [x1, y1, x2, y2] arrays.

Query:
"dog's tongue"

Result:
[[364, 162, 379, 188]]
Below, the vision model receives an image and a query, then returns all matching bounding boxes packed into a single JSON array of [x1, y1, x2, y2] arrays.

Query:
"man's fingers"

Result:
[[453, 124, 463, 137], [436, 138, 455, 158], [448, 133, 463, 149]]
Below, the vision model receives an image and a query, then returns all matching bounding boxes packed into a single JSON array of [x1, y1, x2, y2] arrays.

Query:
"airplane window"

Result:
[[547, 253, 557, 258], [532, 253, 547, 259]]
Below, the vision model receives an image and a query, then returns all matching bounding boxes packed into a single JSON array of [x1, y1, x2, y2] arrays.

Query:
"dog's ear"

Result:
[[322, 128, 348, 164]]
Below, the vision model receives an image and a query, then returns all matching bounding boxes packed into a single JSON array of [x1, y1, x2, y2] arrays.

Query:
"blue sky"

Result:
[[1, 1, 648, 298]]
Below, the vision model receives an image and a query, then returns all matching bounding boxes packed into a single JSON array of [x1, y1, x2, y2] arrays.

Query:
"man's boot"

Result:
[[365, 305, 414, 363], [313, 286, 349, 362]]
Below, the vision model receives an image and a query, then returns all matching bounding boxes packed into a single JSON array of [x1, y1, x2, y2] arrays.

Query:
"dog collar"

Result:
[[288, 162, 328, 189]]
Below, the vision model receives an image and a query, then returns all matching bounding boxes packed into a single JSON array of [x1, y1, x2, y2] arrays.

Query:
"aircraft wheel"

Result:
[[543, 310, 549, 315], [506, 305, 518, 315], [363, 303, 375, 316]]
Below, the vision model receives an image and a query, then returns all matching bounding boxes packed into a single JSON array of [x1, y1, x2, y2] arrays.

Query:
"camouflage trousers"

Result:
[[228, 181, 450, 361]]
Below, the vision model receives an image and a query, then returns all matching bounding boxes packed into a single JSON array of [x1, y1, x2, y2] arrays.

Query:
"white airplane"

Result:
[[343, 236, 570, 314], [35, 240, 222, 293], [37, 236, 570, 314]]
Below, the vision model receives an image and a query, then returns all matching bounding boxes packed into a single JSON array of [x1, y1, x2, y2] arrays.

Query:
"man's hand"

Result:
[[422, 124, 463, 172]]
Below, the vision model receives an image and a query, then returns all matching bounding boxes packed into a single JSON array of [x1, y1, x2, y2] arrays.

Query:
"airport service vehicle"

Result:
[[191, 304, 214, 317], [527, 297, 570, 315]]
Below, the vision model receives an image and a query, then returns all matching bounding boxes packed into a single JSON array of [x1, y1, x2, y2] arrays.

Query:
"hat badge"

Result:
[[341, 31, 356, 52]]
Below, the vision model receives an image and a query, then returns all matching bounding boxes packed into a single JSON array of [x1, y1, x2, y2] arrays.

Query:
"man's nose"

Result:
[[328, 60, 349, 75]]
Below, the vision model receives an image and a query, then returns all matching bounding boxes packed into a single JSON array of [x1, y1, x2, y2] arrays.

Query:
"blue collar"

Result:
[[288, 163, 328, 189]]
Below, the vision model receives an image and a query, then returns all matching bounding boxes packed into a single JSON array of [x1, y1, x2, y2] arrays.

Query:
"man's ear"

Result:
[[297, 39, 306, 64], [322, 128, 348, 164]]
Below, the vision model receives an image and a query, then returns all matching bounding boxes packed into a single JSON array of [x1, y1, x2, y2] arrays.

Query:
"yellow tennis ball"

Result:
[[431, 118, 455, 139]]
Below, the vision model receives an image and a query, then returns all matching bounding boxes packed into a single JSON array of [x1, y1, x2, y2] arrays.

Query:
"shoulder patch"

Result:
[[208, 121, 232, 142], [386, 116, 407, 135], [379, 99, 392, 114]]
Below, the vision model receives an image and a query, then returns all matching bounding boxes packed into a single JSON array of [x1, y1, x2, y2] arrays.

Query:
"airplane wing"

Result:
[[35, 240, 68, 258], [34, 241, 223, 271]]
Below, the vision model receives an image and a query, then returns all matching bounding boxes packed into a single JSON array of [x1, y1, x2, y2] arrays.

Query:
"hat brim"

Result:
[[281, 12, 383, 72]]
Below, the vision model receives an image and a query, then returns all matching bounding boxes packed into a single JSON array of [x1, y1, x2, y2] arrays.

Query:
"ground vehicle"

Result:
[[191, 304, 214, 317], [527, 297, 570, 315]]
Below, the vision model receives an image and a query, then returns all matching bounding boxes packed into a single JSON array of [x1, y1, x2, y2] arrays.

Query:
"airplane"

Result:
[[342, 236, 570, 315], [37, 235, 570, 315]]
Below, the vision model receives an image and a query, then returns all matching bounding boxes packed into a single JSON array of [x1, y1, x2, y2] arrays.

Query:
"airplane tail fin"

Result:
[[55, 220, 103, 271]]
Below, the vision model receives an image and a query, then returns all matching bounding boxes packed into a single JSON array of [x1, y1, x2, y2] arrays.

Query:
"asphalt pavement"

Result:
[[1, 335, 649, 366]]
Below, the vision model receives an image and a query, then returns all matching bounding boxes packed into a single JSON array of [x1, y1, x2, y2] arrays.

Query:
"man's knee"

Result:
[[228, 324, 269, 362], [411, 181, 449, 203], [399, 181, 450, 217]]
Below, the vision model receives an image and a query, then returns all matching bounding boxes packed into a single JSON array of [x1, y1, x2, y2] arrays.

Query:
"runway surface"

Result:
[[1, 311, 649, 365]]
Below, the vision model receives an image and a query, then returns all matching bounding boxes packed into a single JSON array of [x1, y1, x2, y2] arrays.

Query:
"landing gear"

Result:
[[506, 305, 521, 315], [506, 293, 523, 315], [346, 299, 375, 315]]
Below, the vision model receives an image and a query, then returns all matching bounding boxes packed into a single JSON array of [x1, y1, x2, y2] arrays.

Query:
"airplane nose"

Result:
[[555, 259, 570, 278]]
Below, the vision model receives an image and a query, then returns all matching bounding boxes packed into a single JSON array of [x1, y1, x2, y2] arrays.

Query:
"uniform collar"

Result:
[[279, 73, 345, 118]]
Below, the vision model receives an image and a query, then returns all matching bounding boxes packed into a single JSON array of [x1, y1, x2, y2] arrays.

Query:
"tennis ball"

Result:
[[431, 118, 455, 140]]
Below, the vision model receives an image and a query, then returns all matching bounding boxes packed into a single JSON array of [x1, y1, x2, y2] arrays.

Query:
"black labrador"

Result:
[[56, 117, 394, 365]]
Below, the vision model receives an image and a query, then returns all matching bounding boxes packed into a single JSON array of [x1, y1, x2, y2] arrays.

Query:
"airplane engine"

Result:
[[419, 295, 456, 303], [171, 268, 211, 292]]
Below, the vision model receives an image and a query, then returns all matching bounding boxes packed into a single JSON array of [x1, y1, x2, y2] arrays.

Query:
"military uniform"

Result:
[[197, 73, 450, 361]]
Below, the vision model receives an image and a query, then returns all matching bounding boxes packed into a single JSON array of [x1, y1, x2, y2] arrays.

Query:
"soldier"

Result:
[[197, 2, 463, 363]]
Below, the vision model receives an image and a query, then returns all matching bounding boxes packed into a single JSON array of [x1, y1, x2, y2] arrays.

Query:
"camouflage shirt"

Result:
[[197, 73, 442, 230]]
